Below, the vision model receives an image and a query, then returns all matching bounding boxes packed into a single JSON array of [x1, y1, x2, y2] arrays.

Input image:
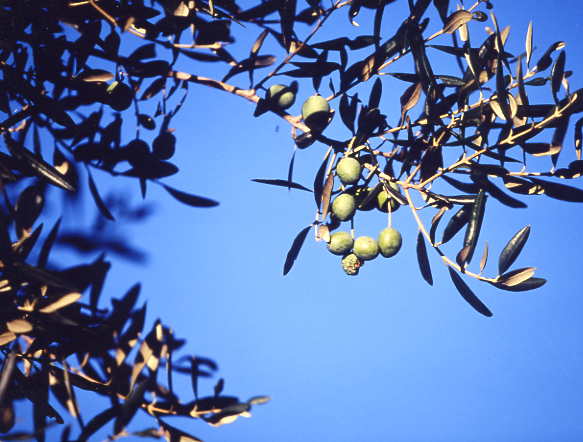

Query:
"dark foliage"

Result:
[[0, 0, 581, 439]]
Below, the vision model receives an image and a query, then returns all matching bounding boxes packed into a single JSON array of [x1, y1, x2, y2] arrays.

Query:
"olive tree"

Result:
[[1, 0, 582, 440]]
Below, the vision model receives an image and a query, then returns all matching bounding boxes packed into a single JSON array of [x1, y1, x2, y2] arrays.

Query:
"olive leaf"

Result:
[[416, 232, 433, 286], [88, 170, 115, 221], [251, 178, 311, 192], [283, 225, 312, 276], [448, 267, 493, 317], [497, 267, 536, 287], [498, 225, 531, 274], [162, 184, 219, 207]]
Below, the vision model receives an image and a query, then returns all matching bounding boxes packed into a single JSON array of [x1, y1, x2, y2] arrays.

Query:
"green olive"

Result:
[[301, 95, 330, 130], [377, 182, 401, 213], [266, 84, 296, 110], [378, 227, 402, 258], [327, 231, 354, 255], [353, 236, 379, 261], [336, 157, 362, 185], [331, 193, 356, 221]]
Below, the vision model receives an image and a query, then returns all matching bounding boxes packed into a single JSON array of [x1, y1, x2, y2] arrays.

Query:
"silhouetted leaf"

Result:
[[416, 232, 433, 286], [88, 171, 114, 221], [529, 177, 583, 202], [162, 184, 219, 207], [448, 267, 492, 317], [252, 179, 311, 192], [4, 135, 75, 192], [283, 225, 311, 275], [441, 205, 471, 244]]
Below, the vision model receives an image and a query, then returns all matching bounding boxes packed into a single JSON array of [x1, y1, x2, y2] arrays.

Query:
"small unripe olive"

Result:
[[353, 236, 379, 261], [266, 84, 296, 110], [378, 227, 402, 258], [377, 182, 401, 213], [301, 95, 330, 130], [331, 193, 356, 221], [336, 157, 361, 184], [327, 231, 354, 255]]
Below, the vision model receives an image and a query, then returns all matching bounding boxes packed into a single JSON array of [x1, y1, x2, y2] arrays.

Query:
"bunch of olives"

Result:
[[323, 153, 405, 275], [326, 228, 402, 275]]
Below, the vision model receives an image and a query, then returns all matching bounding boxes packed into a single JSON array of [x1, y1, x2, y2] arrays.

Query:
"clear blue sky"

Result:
[[46, 1, 583, 441]]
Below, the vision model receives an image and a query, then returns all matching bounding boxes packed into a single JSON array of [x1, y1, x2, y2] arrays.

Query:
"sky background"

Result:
[[30, 1, 583, 441]]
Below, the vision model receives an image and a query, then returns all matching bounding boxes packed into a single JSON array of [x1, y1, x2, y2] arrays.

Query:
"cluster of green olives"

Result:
[[324, 155, 404, 275], [327, 228, 402, 275], [331, 156, 401, 222]]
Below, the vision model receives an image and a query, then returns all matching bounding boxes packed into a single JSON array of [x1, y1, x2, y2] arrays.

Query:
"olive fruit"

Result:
[[377, 182, 401, 213], [331, 193, 356, 221], [341, 253, 362, 276], [327, 231, 354, 256], [336, 157, 361, 184], [152, 132, 176, 160], [378, 227, 402, 258], [301, 95, 330, 130], [353, 236, 379, 261], [266, 84, 296, 110], [124, 139, 150, 167], [105, 81, 133, 111]]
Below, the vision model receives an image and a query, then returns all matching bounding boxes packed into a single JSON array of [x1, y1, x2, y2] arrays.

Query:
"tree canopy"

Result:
[[0, 0, 582, 440]]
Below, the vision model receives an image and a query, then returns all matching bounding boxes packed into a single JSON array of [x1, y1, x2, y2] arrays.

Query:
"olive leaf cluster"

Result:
[[1, 0, 583, 440]]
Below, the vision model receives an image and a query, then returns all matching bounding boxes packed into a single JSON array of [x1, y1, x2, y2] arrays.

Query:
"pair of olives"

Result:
[[331, 182, 400, 221], [328, 228, 403, 275], [266, 85, 331, 131]]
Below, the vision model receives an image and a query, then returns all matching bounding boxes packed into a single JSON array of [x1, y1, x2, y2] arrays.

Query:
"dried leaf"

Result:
[[39, 292, 82, 314], [6, 319, 33, 334], [443, 10, 473, 34], [497, 267, 536, 287], [525, 21, 533, 67]]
